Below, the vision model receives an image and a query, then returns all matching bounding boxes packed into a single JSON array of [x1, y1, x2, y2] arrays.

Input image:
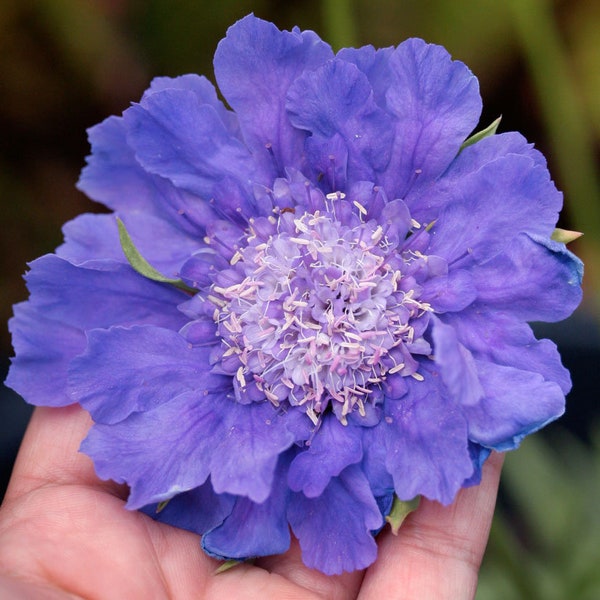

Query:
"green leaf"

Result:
[[460, 116, 502, 151], [117, 218, 196, 293], [551, 227, 583, 244], [386, 495, 421, 535]]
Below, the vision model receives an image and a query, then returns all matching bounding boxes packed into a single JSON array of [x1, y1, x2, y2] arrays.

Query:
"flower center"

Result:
[[210, 207, 433, 424]]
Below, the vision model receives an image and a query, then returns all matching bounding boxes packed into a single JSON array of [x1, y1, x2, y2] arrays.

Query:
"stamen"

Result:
[[353, 200, 368, 215], [210, 205, 432, 423]]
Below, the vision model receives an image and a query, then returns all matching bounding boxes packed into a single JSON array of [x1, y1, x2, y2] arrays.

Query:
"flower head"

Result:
[[6, 15, 583, 574]]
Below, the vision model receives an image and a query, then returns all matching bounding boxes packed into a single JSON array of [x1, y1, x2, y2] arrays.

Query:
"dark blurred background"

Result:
[[1, 1, 599, 597]]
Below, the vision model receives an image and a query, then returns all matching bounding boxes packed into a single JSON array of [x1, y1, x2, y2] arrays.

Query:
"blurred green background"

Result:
[[1, 0, 599, 597]]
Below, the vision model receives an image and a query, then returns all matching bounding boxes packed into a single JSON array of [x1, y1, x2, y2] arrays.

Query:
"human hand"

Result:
[[0, 405, 502, 600]]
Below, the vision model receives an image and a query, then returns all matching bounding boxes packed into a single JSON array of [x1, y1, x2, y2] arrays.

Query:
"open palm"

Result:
[[0, 405, 502, 599]]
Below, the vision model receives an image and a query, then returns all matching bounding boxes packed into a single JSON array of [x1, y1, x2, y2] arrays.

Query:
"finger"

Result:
[[358, 451, 504, 600], [4, 405, 127, 501]]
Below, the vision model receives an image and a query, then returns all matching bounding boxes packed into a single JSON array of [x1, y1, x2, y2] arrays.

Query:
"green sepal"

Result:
[[215, 559, 248, 574], [155, 499, 170, 513], [551, 227, 583, 244], [386, 495, 421, 535], [460, 116, 502, 152], [117, 218, 197, 294]]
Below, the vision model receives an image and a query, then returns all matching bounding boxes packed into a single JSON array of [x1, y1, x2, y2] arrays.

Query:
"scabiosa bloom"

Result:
[[6, 14, 582, 574]]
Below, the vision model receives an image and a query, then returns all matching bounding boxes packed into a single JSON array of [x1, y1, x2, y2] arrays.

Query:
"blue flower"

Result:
[[6, 15, 583, 574]]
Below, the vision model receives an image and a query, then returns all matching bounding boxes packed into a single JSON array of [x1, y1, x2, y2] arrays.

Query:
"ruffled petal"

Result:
[[286, 58, 393, 189], [77, 116, 151, 212], [202, 454, 291, 560], [427, 155, 563, 265], [19, 255, 187, 329], [82, 390, 228, 508], [78, 116, 216, 236], [431, 316, 485, 407], [6, 302, 84, 407], [449, 130, 547, 175], [5, 256, 187, 406], [381, 38, 482, 199], [124, 89, 255, 206], [209, 401, 295, 503], [57, 212, 204, 278], [361, 425, 394, 496], [287, 415, 363, 497], [69, 325, 225, 424], [411, 131, 548, 223], [288, 464, 382, 575], [144, 74, 240, 137], [470, 232, 583, 322], [383, 369, 473, 504], [445, 308, 572, 394], [466, 359, 565, 450], [214, 14, 333, 177], [336, 45, 395, 109], [421, 268, 477, 312]]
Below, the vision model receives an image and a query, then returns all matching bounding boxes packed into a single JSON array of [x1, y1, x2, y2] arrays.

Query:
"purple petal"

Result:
[[202, 454, 292, 560], [427, 155, 563, 265], [287, 415, 363, 497], [213, 14, 333, 177], [57, 212, 204, 278], [144, 74, 240, 136], [466, 359, 565, 450], [444, 308, 572, 394], [179, 317, 221, 346], [421, 268, 477, 312], [449, 131, 548, 179], [179, 249, 229, 289], [210, 402, 295, 503], [431, 316, 485, 407], [77, 116, 150, 212], [82, 390, 227, 509], [57, 214, 124, 266], [20, 255, 187, 329], [69, 325, 226, 424], [6, 303, 85, 407], [288, 465, 382, 575], [361, 425, 395, 496], [337, 45, 395, 108], [5, 255, 187, 407], [78, 116, 218, 236], [411, 131, 548, 224], [143, 479, 235, 535], [381, 38, 482, 199], [286, 58, 393, 187], [383, 369, 473, 504], [380, 198, 412, 244], [124, 89, 255, 202], [462, 442, 491, 487], [471, 233, 583, 322]]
